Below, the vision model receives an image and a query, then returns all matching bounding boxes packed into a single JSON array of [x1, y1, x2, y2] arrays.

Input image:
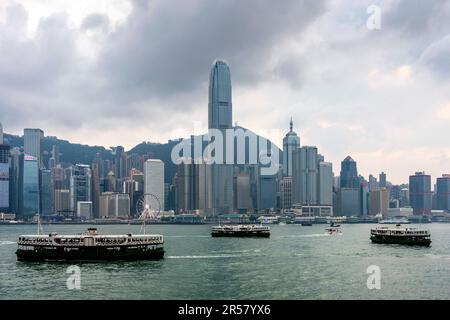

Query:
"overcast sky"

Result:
[[1, 0, 450, 184]]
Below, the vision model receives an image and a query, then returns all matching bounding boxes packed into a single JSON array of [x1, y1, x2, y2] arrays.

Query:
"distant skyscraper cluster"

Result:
[[1, 60, 450, 221], [0, 122, 166, 221]]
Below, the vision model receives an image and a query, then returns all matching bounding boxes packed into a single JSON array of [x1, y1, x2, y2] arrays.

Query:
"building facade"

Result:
[[282, 118, 300, 177], [24, 129, 44, 168], [144, 159, 165, 213], [0, 144, 10, 211], [409, 172, 432, 216], [436, 175, 450, 212]]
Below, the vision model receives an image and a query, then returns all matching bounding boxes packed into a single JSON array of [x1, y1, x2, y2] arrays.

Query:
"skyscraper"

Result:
[[318, 162, 333, 206], [0, 122, 3, 144], [292, 146, 318, 205], [409, 172, 432, 216], [282, 118, 300, 177], [21, 155, 40, 218], [436, 175, 450, 212], [24, 129, 44, 168], [40, 169, 52, 215], [69, 164, 92, 214], [208, 59, 232, 130], [379, 172, 387, 188], [340, 156, 359, 188], [144, 159, 165, 213], [0, 144, 10, 211], [207, 59, 234, 215], [369, 188, 389, 217]]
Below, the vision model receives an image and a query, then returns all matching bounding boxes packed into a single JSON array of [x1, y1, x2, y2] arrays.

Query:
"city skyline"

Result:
[[1, 0, 450, 184]]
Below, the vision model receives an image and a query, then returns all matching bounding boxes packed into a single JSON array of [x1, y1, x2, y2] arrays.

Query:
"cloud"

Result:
[[1, 0, 450, 184]]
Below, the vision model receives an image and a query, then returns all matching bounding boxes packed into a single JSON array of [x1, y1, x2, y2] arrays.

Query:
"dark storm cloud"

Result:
[[98, 0, 327, 100]]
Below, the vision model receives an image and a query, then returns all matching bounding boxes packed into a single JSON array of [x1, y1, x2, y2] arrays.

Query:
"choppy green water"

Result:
[[1, 223, 450, 299]]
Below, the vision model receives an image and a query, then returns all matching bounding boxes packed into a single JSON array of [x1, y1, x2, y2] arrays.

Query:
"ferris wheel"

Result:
[[136, 193, 161, 220]]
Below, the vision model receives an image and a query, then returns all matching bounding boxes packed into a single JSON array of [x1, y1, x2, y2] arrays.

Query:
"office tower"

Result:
[[336, 188, 360, 216], [282, 118, 300, 177], [176, 161, 213, 214], [279, 176, 292, 209], [0, 122, 3, 144], [40, 169, 52, 215], [436, 175, 450, 211], [340, 156, 359, 188], [99, 192, 130, 218], [207, 60, 234, 215], [21, 155, 40, 218], [9, 148, 22, 214], [360, 181, 369, 217], [379, 172, 387, 188], [318, 162, 333, 206], [390, 185, 401, 201], [368, 174, 379, 192], [131, 169, 144, 216], [126, 153, 143, 175], [400, 187, 409, 207], [113, 146, 125, 179], [233, 173, 252, 213], [164, 183, 170, 212], [77, 201, 93, 219], [144, 159, 164, 213], [24, 129, 44, 168], [105, 171, 117, 192], [54, 189, 71, 215], [292, 146, 318, 205], [0, 144, 10, 211], [209, 59, 232, 129], [48, 145, 59, 169], [409, 172, 432, 215], [91, 163, 101, 218], [369, 188, 389, 216], [69, 164, 92, 214]]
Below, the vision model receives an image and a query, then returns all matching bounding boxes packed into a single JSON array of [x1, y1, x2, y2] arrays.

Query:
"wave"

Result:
[[0, 241, 16, 246]]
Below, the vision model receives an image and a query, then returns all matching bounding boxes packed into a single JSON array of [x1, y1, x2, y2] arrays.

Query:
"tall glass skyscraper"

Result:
[[340, 156, 360, 188], [436, 175, 450, 211], [409, 172, 432, 216], [206, 60, 234, 215], [24, 129, 44, 168], [208, 60, 232, 130], [0, 144, 10, 211], [21, 155, 40, 217], [40, 169, 52, 215]]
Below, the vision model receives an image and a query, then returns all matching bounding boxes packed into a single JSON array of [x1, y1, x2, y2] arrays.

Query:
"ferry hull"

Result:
[[211, 231, 270, 238], [16, 246, 165, 262], [370, 235, 431, 247]]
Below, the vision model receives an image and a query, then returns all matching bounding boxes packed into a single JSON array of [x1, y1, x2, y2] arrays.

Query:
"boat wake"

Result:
[[424, 254, 450, 260], [167, 254, 248, 259], [165, 235, 210, 238], [279, 234, 331, 238], [0, 241, 16, 246]]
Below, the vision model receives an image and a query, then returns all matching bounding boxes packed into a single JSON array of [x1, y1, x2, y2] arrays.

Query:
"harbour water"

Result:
[[1, 223, 450, 300]]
